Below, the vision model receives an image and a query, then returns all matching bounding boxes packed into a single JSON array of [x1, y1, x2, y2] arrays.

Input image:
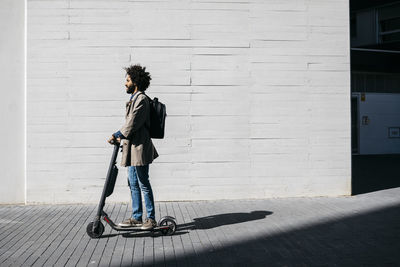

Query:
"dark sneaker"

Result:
[[141, 218, 157, 230], [118, 218, 142, 227]]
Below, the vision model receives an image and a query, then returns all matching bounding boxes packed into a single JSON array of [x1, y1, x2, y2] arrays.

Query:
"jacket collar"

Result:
[[130, 91, 139, 101], [126, 91, 142, 107]]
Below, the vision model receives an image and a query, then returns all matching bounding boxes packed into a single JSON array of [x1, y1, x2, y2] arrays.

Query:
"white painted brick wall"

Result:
[[27, 0, 351, 203], [0, 0, 25, 204]]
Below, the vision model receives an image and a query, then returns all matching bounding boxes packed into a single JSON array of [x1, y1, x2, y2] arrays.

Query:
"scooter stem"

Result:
[[95, 143, 120, 221]]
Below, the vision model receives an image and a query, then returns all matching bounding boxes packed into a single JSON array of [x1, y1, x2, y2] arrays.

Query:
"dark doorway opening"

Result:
[[350, 0, 400, 195], [352, 154, 400, 194]]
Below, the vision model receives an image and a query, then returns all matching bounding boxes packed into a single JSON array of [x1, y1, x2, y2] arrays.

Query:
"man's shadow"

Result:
[[118, 210, 272, 238], [178, 210, 273, 231]]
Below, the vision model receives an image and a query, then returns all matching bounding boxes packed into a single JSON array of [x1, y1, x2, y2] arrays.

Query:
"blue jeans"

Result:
[[127, 165, 155, 221]]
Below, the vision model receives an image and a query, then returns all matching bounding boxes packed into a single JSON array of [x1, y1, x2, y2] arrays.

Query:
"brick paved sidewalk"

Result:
[[0, 187, 399, 267]]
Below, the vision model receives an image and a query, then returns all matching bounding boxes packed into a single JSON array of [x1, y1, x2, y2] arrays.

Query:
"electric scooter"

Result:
[[86, 142, 177, 238]]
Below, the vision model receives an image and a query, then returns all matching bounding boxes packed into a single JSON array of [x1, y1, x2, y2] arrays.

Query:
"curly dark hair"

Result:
[[123, 64, 152, 92]]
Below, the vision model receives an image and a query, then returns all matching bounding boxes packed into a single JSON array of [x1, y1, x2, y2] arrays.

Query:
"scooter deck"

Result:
[[112, 225, 171, 232], [102, 212, 172, 232]]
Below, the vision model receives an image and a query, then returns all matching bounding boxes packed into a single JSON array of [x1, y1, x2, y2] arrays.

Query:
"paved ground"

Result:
[[0, 188, 399, 267]]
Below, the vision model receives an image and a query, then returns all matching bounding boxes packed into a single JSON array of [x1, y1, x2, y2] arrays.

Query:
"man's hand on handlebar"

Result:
[[107, 135, 121, 145]]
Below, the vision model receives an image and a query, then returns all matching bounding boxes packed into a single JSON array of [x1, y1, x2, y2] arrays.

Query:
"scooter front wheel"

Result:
[[86, 221, 104, 238], [159, 218, 177, 236]]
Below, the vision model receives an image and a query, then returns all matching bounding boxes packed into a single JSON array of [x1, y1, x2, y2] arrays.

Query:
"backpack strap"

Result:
[[134, 92, 151, 132], [129, 92, 151, 132]]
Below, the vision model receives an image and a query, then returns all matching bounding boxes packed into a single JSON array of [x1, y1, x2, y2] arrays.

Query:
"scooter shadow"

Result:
[[102, 210, 272, 238], [100, 231, 189, 238], [178, 210, 273, 231]]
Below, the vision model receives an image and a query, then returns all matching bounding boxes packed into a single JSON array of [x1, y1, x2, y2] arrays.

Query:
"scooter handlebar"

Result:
[[109, 138, 121, 146]]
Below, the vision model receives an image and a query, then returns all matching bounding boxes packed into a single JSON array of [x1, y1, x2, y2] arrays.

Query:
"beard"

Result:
[[126, 84, 135, 94]]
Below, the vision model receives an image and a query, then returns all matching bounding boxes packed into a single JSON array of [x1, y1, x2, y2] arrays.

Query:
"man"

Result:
[[108, 64, 159, 230]]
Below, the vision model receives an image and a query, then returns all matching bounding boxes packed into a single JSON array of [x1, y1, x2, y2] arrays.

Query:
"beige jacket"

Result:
[[119, 92, 159, 166]]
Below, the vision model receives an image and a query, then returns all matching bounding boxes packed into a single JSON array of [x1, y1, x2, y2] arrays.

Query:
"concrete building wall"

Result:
[[27, 0, 351, 203], [0, 0, 25, 204]]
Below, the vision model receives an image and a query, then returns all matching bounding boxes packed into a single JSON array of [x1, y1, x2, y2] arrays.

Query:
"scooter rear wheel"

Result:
[[86, 221, 104, 238], [159, 218, 176, 235]]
